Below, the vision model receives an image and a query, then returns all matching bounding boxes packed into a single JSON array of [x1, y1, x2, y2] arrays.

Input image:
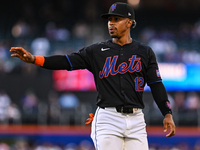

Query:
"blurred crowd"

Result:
[[0, 139, 96, 150], [0, 138, 199, 150], [144, 91, 200, 126], [0, 89, 95, 125], [0, 88, 200, 126], [138, 21, 200, 63], [1, 18, 200, 73], [0, 0, 200, 73], [149, 141, 200, 150]]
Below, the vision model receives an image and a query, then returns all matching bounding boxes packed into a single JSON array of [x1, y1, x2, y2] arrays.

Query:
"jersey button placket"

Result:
[[120, 48, 124, 96], [121, 48, 123, 56]]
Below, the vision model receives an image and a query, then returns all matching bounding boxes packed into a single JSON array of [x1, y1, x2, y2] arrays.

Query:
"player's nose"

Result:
[[108, 21, 113, 27]]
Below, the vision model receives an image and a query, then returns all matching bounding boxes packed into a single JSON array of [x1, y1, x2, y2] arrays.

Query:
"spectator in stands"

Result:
[[0, 90, 11, 124], [6, 102, 21, 124], [194, 140, 200, 150], [20, 89, 38, 124], [47, 90, 61, 124], [31, 35, 50, 56], [184, 92, 200, 110], [58, 92, 80, 125], [173, 91, 186, 111]]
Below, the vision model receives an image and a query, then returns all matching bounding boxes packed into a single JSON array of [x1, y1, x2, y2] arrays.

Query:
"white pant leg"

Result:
[[124, 136, 148, 150], [91, 107, 148, 150], [94, 134, 124, 150], [91, 107, 125, 150], [124, 109, 149, 150]]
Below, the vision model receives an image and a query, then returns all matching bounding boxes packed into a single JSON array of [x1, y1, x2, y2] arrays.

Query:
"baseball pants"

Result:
[[91, 107, 149, 150]]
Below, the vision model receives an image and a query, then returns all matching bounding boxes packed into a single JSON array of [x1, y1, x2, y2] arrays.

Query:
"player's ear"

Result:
[[127, 19, 133, 28]]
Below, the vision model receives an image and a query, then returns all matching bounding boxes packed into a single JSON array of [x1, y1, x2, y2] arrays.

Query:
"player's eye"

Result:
[[108, 17, 112, 21], [108, 17, 120, 22], [113, 18, 117, 22], [114, 17, 120, 22]]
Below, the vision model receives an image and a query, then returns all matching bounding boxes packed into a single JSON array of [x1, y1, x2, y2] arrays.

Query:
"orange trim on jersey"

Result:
[[34, 56, 45, 67]]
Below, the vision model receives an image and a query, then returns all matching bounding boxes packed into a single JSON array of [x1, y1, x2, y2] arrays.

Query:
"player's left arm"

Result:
[[149, 82, 176, 137]]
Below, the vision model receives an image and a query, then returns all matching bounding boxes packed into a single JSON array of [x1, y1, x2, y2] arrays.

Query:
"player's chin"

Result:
[[109, 31, 117, 37], [110, 34, 118, 38]]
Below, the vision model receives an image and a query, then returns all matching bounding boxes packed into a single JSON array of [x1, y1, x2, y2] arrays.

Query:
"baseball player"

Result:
[[10, 2, 175, 150]]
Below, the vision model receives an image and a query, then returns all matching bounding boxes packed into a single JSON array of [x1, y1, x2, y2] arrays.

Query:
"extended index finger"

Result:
[[10, 47, 24, 52], [10, 47, 27, 56]]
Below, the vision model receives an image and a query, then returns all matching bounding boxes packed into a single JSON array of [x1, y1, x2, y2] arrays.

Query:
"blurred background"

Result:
[[0, 0, 200, 149]]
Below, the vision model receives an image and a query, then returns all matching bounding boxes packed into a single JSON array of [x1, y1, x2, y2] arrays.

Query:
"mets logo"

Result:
[[111, 4, 117, 11], [99, 55, 142, 78]]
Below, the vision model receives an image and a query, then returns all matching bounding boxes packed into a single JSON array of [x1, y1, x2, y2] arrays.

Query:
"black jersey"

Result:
[[67, 39, 162, 109]]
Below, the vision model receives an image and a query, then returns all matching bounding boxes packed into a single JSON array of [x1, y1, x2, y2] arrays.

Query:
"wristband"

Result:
[[34, 56, 45, 67], [157, 100, 172, 116]]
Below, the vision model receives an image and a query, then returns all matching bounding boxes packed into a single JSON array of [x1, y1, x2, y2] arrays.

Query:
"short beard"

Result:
[[110, 34, 118, 38]]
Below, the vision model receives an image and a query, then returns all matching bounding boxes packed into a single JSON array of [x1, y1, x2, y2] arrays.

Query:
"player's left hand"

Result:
[[163, 113, 175, 137]]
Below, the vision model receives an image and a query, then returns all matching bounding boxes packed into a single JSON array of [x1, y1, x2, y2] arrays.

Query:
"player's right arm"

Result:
[[10, 46, 92, 71], [10, 47, 71, 70]]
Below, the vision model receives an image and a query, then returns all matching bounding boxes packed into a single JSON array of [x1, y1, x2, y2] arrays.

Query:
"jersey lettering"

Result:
[[99, 55, 142, 78]]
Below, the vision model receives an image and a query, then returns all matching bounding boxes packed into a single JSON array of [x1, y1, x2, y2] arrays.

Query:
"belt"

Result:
[[115, 106, 138, 113], [100, 106, 139, 113]]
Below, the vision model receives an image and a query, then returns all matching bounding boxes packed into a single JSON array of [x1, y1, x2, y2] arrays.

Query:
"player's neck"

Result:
[[112, 35, 132, 46]]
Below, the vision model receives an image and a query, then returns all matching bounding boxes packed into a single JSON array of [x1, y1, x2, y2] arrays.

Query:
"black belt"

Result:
[[116, 106, 137, 113], [101, 106, 138, 113]]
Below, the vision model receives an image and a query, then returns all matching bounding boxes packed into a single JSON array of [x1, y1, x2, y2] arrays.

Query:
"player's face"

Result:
[[108, 15, 132, 38]]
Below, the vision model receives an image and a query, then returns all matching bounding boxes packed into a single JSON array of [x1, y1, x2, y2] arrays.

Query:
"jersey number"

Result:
[[134, 77, 144, 92]]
